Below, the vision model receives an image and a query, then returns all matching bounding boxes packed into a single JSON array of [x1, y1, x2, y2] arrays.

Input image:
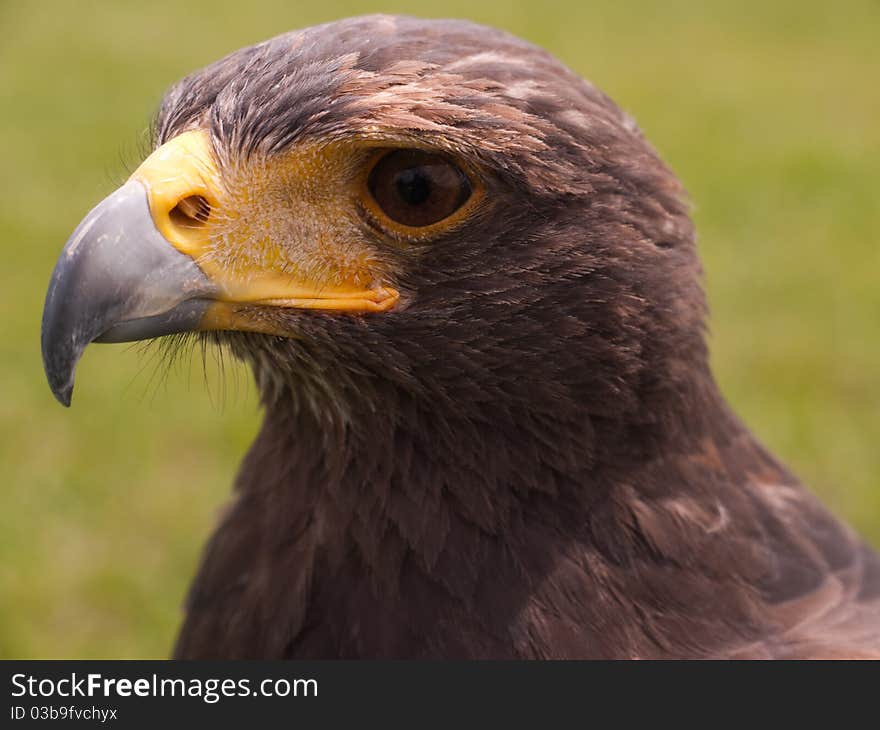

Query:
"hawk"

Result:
[[41, 15, 880, 658]]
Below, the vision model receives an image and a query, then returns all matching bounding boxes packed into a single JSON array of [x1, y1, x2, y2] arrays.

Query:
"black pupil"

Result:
[[395, 168, 432, 206], [367, 149, 472, 228]]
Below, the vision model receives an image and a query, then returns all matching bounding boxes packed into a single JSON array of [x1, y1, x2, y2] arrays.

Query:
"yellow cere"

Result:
[[129, 129, 399, 319]]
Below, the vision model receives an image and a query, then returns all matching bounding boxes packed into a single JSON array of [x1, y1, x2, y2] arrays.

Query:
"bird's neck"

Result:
[[210, 364, 765, 657]]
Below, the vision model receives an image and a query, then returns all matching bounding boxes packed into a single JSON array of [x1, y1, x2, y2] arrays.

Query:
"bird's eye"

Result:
[[366, 149, 473, 229]]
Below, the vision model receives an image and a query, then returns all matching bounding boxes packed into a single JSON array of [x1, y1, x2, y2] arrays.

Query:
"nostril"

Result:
[[169, 195, 211, 229]]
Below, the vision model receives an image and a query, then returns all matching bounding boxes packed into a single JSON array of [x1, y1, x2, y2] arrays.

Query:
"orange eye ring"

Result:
[[359, 148, 484, 239]]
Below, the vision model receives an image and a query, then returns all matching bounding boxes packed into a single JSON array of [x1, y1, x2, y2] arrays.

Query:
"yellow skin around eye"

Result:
[[206, 144, 384, 294], [130, 131, 398, 319], [127, 130, 483, 331]]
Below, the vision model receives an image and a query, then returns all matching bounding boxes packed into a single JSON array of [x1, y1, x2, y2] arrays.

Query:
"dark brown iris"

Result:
[[367, 149, 472, 228]]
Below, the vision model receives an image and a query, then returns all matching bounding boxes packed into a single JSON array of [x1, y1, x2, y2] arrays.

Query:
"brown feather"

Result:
[[157, 15, 880, 659]]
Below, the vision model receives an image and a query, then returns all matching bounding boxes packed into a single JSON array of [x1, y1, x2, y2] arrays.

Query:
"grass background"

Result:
[[0, 0, 877, 658]]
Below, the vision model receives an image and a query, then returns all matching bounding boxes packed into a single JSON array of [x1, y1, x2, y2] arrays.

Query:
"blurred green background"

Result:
[[0, 0, 877, 658]]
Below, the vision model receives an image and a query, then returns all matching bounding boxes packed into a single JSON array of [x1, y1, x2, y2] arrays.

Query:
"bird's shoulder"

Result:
[[548, 427, 880, 659], [722, 478, 880, 659]]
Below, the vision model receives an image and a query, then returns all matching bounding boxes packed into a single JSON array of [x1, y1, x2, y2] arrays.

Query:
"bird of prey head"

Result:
[[41, 15, 880, 659]]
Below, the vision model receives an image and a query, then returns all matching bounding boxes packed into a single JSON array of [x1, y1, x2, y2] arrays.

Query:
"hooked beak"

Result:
[[40, 180, 216, 406], [41, 129, 398, 406]]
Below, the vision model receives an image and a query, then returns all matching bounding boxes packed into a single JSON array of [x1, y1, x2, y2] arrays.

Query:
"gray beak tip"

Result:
[[41, 325, 78, 408], [40, 180, 215, 406], [53, 385, 73, 408], [41, 267, 85, 407]]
